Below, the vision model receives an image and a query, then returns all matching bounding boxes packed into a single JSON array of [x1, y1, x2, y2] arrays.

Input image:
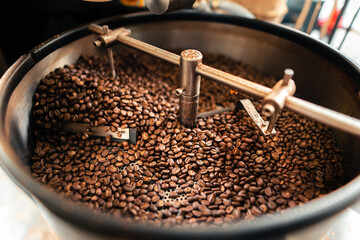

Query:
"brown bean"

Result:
[[30, 48, 344, 227]]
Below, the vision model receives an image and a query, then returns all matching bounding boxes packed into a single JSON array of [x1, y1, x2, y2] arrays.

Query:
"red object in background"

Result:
[[318, 8, 343, 35]]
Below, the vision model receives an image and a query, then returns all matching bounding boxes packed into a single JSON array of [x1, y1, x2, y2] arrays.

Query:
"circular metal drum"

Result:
[[0, 11, 360, 239]]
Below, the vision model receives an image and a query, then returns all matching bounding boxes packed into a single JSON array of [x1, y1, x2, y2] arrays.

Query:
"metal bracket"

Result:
[[90, 24, 131, 78], [262, 69, 296, 134], [64, 123, 137, 143], [236, 99, 276, 136]]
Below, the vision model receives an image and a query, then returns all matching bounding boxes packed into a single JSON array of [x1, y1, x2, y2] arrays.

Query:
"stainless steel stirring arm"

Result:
[[89, 23, 360, 137]]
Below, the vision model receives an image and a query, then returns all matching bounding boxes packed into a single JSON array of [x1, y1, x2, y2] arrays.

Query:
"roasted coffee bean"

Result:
[[281, 191, 292, 199], [169, 191, 178, 198], [264, 187, 272, 197], [30, 48, 344, 228], [249, 186, 259, 193], [171, 167, 181, 175]]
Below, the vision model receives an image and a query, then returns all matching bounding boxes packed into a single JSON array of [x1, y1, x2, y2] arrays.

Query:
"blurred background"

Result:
[[0, 0, 360, 239], [1, 0, 360, 77]]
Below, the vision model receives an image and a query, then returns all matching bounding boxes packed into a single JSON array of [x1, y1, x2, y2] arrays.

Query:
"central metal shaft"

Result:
[[178, 49, 203, 128]]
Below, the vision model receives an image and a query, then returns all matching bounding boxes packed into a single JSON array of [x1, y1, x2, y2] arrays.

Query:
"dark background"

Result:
[[0, 0, 141, 76]]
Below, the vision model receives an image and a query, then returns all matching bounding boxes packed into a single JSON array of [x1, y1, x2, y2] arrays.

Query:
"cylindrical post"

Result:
[[282, 68, 294, 86], [178, 49, 203, 128], [103, 25, 116, 78]]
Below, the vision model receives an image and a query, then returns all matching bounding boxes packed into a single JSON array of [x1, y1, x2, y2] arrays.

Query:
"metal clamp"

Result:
[[262, 69, 296, 134], [176, 50, 203, 128], [236, 99, 276, 136], [90, 24, 131, 78]]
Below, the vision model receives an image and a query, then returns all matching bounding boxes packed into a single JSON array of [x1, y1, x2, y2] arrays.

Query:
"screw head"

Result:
[[175, 88, 183, 96], [262, 103, 275, 117], [93, 40, 102, 47], [180, 49, 203, 61]]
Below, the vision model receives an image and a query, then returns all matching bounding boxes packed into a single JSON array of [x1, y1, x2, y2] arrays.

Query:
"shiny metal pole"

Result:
[[196, 64, 360, 136], [177, 49, 203, 128]]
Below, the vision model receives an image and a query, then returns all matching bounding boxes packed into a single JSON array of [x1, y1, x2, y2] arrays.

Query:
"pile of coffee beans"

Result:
[[31, 47, 344, 227]]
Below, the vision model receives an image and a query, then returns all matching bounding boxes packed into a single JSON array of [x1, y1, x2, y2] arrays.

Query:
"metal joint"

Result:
[[262, 69, 296, 134], [89, 24, 131, 78]]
